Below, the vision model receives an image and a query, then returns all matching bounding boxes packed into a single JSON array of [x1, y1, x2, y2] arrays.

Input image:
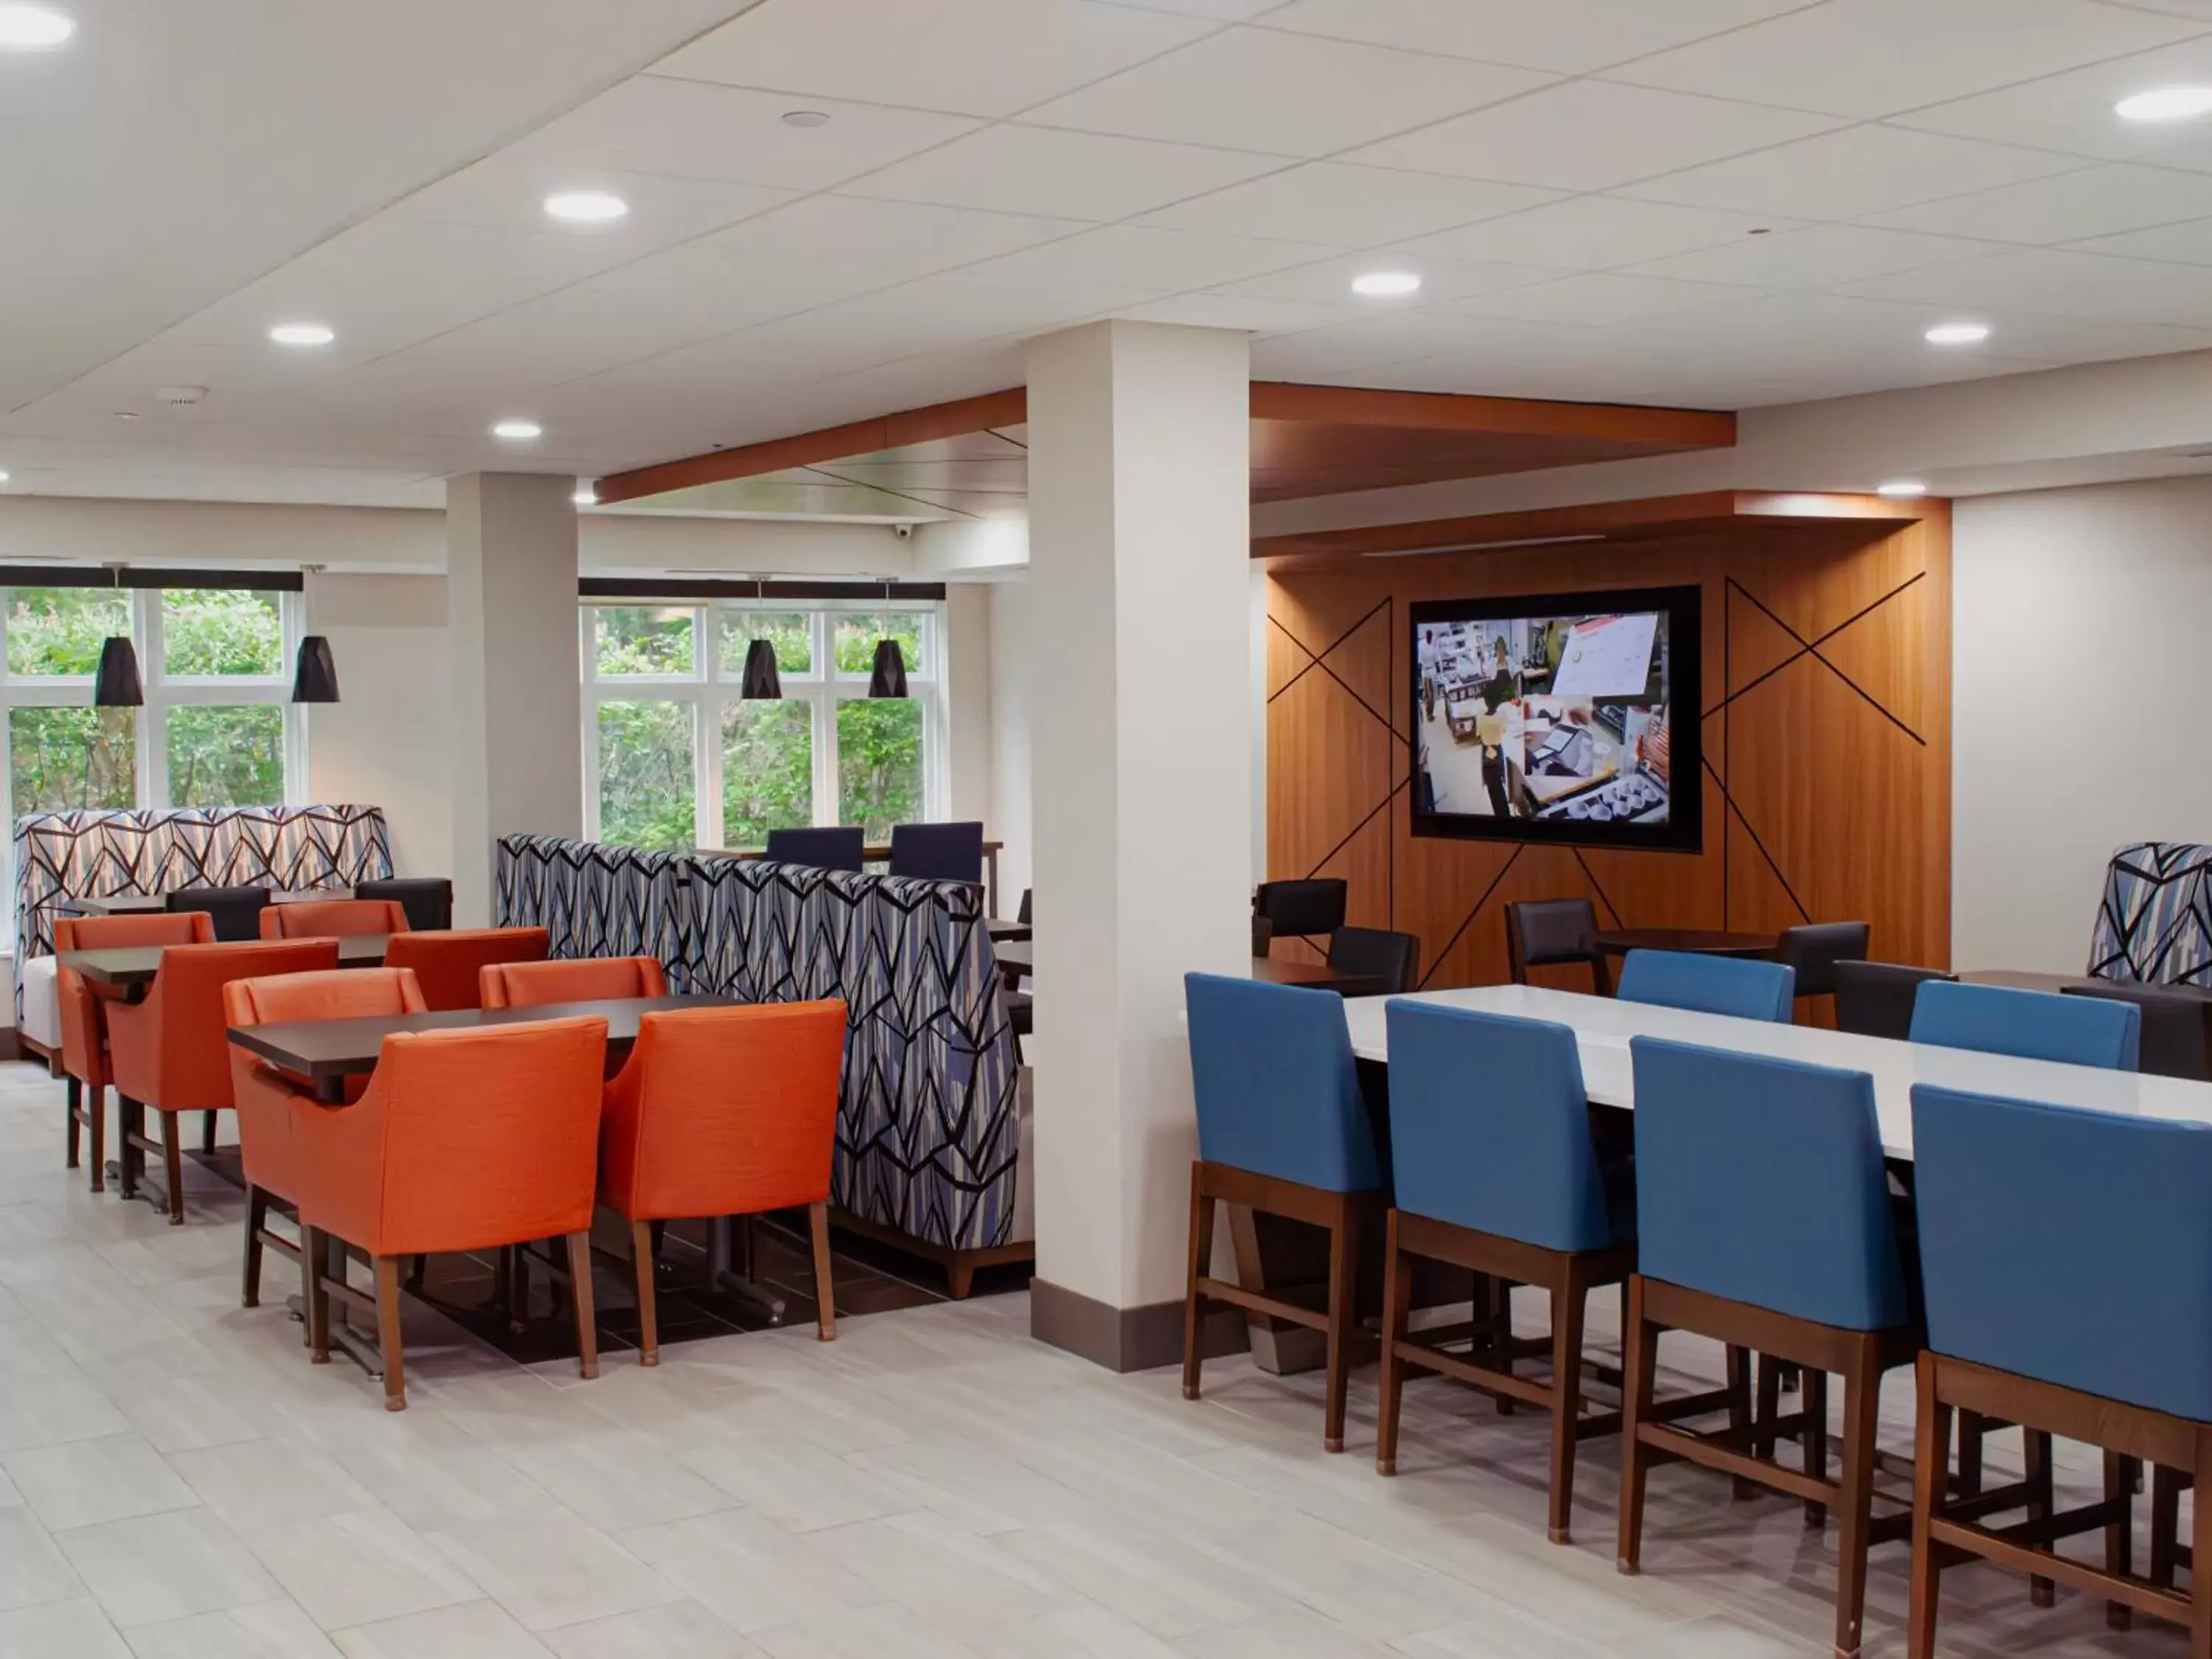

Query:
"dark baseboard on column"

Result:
[[1030, 1277, 1249, 1374], [0, 1027, 22, 1064]]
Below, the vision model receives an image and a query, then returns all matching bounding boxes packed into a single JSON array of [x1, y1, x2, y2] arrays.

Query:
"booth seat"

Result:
[[15, 956, 59, 1065]]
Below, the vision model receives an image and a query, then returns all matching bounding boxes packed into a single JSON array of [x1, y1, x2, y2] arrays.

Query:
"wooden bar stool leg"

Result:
[[2025, 1429, 2056, 1606], [808, 1202, 836, 1342], [2191, 1430, 2212, 1659], [629, 1218, 659, 1366], [373, 1254, 406, 1410], [1957, 1408, 1986, 1496], [1618, 1276, 1657, 1576], [566, 1231, 599, 1381], [160, 1110, 185, 1225], [1181, 1166, 1213, 1403], [1907, 1355, 1949, 1659], [1493, 1279, 1517, 1416], [1756, 1353, 1782, 1465], [1804, 1368, 1830, 1528], [2106, 1452, 2136, 1631], [1321, 1197, 1359, 1454], [64, 1076, 80, 1169], [1834, 1338, 1882, 1659], [1548, 1256, 1590, 1545], [86, 1083, 105, 1194], [1377, 1210, 1410, 1477], [1727, 1344, 1757, 1500], [2152, 1464, 2184, 1590], [241, 1186, 267, 1307], [302, 1224, 330, 1362]]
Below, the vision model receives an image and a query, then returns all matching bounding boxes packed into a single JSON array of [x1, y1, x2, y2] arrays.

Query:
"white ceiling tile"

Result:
[[1888, 35, 2212, 163], [1114, 291, 1366, 332], [509, 78, 981, 189], [1346, 81, 1844, 192], [2070, 215, 2212, 263], [1402, 195, 1797, 269], [654, 0, 1215, 117], [691, 195, 1089, 283], [1447, 271, 1764, 324], [838, 124, 1291, 219], [1021, 27, 1556, 156], [1835, 246, 2212, 326], [1624, 223, 2003, 288], [1209, 250, 1570, 304], [385, 156, 794, 246], [1655, 289, 1972, 341], [961, 225, 1339, 290], [1604, 0, 2203, 119], [1865, 162, 2212, 244], [1248, 311, 1513, 378], [1259, 0, 1811, 74], [1094, 0, 1287, 15], [1620, 125, 2084, 220], [1135, 163, 1559, 245]]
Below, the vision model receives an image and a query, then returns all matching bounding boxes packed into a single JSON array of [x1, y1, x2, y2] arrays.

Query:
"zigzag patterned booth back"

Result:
[[2089, 843, 2212, 987]]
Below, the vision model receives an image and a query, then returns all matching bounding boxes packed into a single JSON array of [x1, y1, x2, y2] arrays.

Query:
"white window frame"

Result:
[[580, 600, 947, 852]]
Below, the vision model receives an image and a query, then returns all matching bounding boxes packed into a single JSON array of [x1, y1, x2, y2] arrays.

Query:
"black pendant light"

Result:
[[291, 635, 340, 703], [739, 580, 782, 700], [866, 581, 908, 698], [92, 636, 142, 707]]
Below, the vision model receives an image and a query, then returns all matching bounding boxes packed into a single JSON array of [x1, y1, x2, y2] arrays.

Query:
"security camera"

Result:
[[893, 523, 914, 540]]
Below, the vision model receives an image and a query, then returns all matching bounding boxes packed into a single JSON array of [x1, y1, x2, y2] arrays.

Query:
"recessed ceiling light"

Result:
[[543, 190, 627, 224], [1352, 271, 1422, 297], [268, 322, 335, 347], [491, 419, 543, 441], [0, 470, 10, 485], [1924, 321, 1989, 346], [114, 411, 139, 421], [0, 5, 74, 49], [2116, 86, 2212, 123], [571, 486, 597, 507], [1877, 479, 1927, 498], [782, 109, 832, 128]]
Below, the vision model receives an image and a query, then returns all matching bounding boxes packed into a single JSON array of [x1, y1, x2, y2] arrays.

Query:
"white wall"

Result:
[[944, 583, 993, 833], [987, 577, 1033, 917], [1954, 475, 2212, 971]]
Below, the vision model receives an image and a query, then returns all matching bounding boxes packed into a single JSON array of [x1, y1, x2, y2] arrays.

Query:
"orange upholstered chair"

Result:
[[289, 1015, 608, 1408], [105, 939, 339, 1223], [479, 955, 667, 1009], [223, 967, 427, 1315], [54, 911, 213, 1190], [599, 1000, 846, 1363], [260, 899, 408, 940], [382, 927, 550, 1012]]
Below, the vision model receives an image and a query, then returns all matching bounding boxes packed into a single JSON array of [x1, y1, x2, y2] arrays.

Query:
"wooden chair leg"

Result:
[[1492, 1278, 1517, 1416], [160, 1111, 185, 1225], [629, 1218, 659, 1366], [2152, 1464, 2185, 1590], [807, 1201, 835, 1342], [1548, 1255, 1590, 1545], [1321, 1197, 1360, 1455], [1376, 1210, 1410, 1477], [116, 1095, 139, 1197], [2025, 1429, 2055, 1606], [566, 1231, 599, 1381], [2106, 1452, 2136, 1631], [2191, 1430, 2212, 1659], [1957, 1408, 1986, 1497], [201, 1110, 217, 1155], [1181, 1166, 1212, 1403], [1618, 1275, 1656, 1576], [241, 1186, 266, 1308], [1726, 1344, 1757, 1500], [1756, 1352, 1782, 1465], [302, 1223, 330, 1362], [373, 1254, 406, 1409], [406, 1254, 426, 1290], [1804, 1368, 1830, 1528], [64, 1076, 80, 1169], [86, 1083, 105, 1194], [1834, 1337, 1883, 1659], [1907, 1354, 1950, 1659]]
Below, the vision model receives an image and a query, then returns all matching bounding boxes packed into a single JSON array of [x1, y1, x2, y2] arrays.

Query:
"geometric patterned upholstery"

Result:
[[13, 804, 392, 1022], [495, 835, 1021, 1252], [2087, 842, 2212, 987]]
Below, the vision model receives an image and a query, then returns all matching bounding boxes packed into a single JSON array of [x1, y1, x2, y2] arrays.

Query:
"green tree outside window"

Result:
[[161, 590, 282, 676], [836, 698, 923, 842], [167, 706, 284, 807], [832, 613, 927, 676], [598, 700, 695, 851], [718, 612, 812, 676], [6, 588, 129, 677], [722, 700, 812, 847], [596, 608, 695, 677]]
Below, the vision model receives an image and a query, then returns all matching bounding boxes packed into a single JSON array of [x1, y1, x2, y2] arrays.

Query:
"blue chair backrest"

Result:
[[1185, 973, 1382, 1194], [1913, 1085, 2212, 1419], [888, 821, 984, 885], [763, 826, 866, 873], [1631, 1037, 1907, 1330], [1387, 1002, 1612, 1252], [1615, 948, 1795, 1022], [1910, 980, 2139, 1071]]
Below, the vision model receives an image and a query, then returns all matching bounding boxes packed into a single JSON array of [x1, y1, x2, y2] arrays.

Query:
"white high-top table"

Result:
[[1342, 984, 2212, 1161]]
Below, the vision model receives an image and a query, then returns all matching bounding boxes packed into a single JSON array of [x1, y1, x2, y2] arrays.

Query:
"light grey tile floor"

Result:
[[0, 1061, 2183, 1657]]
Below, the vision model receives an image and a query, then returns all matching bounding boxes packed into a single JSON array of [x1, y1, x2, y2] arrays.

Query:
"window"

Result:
[[581, 602, 946, 853]]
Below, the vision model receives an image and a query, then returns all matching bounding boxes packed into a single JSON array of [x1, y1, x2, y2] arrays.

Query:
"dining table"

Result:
[[1590, 928, 1778, 961], [58, 888, 348, 918], [59, 933, 392, 1001]]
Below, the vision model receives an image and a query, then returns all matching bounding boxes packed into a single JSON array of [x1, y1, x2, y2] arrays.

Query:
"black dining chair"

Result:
[[1503, 898, 1607, 994], [166, 885, 269, 944], [1017, 888, 1032, 925], [1254, 879, 1347, 946], [1327, 926, 1419, 995], [1252, 915, 1274, 957], [355, 877, 454, 933], [2062, 980, 2212, 1081], [1832, 960, 1955, 1040], [1773, 921, 1871, 1001], [763, 826, 866, 873], [888, 821, 984, 886]]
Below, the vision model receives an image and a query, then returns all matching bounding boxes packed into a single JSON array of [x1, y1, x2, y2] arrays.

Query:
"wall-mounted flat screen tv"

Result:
[[1410, 585, 1701, 852]]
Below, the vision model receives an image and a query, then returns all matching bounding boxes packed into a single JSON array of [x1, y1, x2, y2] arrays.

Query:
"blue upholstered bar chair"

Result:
[[1618, 1038, 1918, 1659], [1907, 1087, 2212, 1655], [1909, 979, 2140, 1071], [1379, 1003, 1644, 1544], [1615, 948, 1795, 1022], [763, 826, 866, 874], [1182, 973, 1386, 1453]]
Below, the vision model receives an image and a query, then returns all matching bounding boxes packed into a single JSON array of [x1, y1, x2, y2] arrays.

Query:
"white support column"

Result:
[[446, 473, 580, 926], [1026, 321, 1253, 1368]]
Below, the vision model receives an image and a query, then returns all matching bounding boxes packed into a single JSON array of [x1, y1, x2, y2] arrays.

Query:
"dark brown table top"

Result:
[[1593, 928, 1777, 959], [60, 933, 392, 990], [59, 888, 349, 918], [986, 917, 1031, 943], [228, 994, 738, 1094], [993, 939, 1384, 997]]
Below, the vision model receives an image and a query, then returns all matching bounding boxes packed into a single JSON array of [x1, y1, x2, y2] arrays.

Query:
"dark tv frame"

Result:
[[1408, 583, 1703, 854]]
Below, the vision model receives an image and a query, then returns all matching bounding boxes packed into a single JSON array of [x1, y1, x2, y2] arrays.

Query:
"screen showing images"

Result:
[[1409, 586, 1701, 853]]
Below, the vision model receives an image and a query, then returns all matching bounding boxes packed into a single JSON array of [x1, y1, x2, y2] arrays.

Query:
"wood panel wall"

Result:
[[1265, 507, 1952, 989]]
